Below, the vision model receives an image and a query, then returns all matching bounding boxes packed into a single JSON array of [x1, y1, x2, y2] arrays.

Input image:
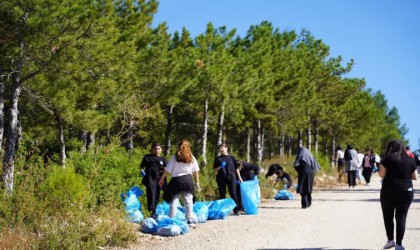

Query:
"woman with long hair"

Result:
[[159, 140, 200, 224], [379, 140, 417, 250]]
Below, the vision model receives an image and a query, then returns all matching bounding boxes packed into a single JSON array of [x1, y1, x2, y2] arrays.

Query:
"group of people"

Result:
[[335, 145, 380, 187], [335, 140, 418, 249], [140, 141, 260, 221], [139, 139, 418, 249]]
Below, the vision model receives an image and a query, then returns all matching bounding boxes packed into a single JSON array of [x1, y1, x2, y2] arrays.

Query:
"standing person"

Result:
[[356, 149, 364, 185], [335, 146, 345, 183], [213, 143, 240, 215], [379, 140, 417, 250], [344, 144, 360, 188], [140, 142, 167, 217], [159, 140, 200, 224], [361, 148, 376, 186], [235, 160, 260, 211], [294, 146, 321, 209]]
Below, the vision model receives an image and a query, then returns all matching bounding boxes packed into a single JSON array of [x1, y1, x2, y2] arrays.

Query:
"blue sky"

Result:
[[153, 0, 420, 150]]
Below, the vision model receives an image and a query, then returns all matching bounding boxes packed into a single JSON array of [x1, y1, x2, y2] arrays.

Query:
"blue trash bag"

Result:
[[157, 217, 189, 235], [274, 190, 295, 200], [240, 179, 261, 215], [120, 186, 144, 201], [207, 198, 237, 220], [141, 217, 158, 234], [126, 209, 144, 223], [193, 202, 209, 223], [124, 192, 141, 211], [155, 202, 186, 221], [157, 225, 181, 237]]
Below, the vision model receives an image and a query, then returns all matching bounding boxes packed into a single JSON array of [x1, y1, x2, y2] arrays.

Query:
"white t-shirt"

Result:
[[165, 155, 199, 177], [336, 149, 344, 159], [357, 153, 364, 166]]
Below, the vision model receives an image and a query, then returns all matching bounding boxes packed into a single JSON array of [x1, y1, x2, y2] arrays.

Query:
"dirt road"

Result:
[[128, 173, 420, 250]]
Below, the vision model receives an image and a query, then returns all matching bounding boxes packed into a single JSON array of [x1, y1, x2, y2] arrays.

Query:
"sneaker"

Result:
[[395, 244, 404, 250], [383, 240, 396, 249]]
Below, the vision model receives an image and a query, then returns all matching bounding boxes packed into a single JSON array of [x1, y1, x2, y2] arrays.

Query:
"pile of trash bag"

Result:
[[139, 198, 236, 236], [274, 189, 295, 200], [121, 186, 145, 223], [121, 181, 262, 237]]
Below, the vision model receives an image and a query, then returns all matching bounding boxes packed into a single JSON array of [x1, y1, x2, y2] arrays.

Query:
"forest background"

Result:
[[0, 0, 413, 249]]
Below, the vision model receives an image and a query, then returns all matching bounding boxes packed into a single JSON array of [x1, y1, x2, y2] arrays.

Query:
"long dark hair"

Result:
[[383, 139, 408, 161]]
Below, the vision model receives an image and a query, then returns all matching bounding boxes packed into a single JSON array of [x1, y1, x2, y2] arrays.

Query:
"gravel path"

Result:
[[126, 173, 420, 250]]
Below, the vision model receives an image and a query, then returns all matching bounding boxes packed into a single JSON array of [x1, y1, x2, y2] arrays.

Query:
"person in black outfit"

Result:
[[379, 140, 417, 250], [213, 143, 240, 215], [140, 142, 167, 216], [265, 164, 293, 189], [235, 160, 260, 211], [294, 146, 321, 209]]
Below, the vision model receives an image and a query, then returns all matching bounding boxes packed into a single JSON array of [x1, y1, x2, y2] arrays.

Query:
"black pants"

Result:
[[347, 170, 357, 187], [300, 193, 312, 208], [380, 189, 414, 245], [362, 167, 373, 184], [145, 178, 161, 214], [236, 183, 243, 211], [217, 178, 240, 212]]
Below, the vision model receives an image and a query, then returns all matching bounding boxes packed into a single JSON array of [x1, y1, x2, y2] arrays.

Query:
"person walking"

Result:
[[140, 142, 167, 216], [379, 140, 417, 250], [344, 144, 360, 188], [213, 143, 240, 215], [361, 148, 376, 186], [159, 140, 200, 224], [335, 146, 345, 183], [294, 146, 321, 209]]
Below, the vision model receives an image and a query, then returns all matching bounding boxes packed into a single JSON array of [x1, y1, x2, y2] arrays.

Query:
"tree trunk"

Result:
[[255, 120, 264, 163], [216, 104, 225, 152], [200, 98, 208, 167], [164, 105, 173, 157], [288, 136, 293, 157], [0, 67, 4, 151], [324, 138, 328, 161], [298, 131, 303, 148], [314, 120, 319, 153], [16, 120, 22, 152], [80, 131, 88, 153], [125, 120, 134, 154], [87, 132, 95, 150], [246, 128, 251, 162], [307, 126, 312, 151], [279, 134, 285, 158], [3, 72, 22, 193], [55, 113, 66, 167], [331, 135, 336, 168]]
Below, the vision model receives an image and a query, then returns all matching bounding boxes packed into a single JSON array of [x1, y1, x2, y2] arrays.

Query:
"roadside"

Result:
[[119, 172, 420, 250]]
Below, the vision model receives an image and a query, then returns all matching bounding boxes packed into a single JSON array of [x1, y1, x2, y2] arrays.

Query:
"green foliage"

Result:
[[0, 146, 139, 249], [41, 165, 90, 212], [68, 146, 144, 208]]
